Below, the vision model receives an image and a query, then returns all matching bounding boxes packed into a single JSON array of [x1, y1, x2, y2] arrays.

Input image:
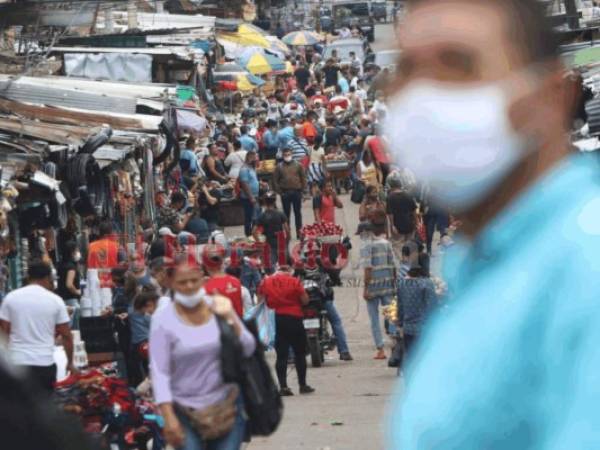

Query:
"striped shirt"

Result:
[[287, 137, 310, 162], [360, 236, 398, 297]]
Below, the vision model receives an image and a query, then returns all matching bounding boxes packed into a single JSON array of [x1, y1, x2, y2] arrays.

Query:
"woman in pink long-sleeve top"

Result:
[[150, 261, 256, 450]]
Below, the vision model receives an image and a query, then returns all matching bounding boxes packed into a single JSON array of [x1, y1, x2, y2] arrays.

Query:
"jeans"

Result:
[[324, 301, 349, 354], [176, 395, 246, 450], [240, 263, 262, 298], [366, 295, 394, 349], [240, 198, 258, 237], [281, 190, 303, 235], [424, 210, 450, 254], [64, 298, 80, 330]]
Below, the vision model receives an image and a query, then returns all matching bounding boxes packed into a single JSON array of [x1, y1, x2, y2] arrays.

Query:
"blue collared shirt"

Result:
[[389, 153, 600, 450], [239, 134, 258, 152], [277, 126, 295, 150], [263, 129, 278, 150]]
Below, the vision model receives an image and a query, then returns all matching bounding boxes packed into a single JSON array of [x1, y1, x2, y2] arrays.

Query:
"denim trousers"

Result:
[[324, 301, 349, 354], [240, 198, 258, 237], [366, 294, 394, 349], [64, 298, 80, 330], [280, 190, 303, 234], [176, 395, 246, 450]]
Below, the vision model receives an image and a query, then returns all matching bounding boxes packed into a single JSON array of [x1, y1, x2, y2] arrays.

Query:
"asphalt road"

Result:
[[232, 25, 408, 450], [224, 194, 401, 450]]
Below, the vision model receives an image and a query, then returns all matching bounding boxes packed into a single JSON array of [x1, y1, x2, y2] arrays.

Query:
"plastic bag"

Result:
[[244, 302, 275, 349]]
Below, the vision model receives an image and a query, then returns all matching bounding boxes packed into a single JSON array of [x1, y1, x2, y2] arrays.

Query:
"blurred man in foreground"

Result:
[[385, 0, 600, 448]]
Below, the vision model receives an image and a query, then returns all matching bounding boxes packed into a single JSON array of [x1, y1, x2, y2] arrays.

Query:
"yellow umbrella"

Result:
[[218, 23, 270, 48]]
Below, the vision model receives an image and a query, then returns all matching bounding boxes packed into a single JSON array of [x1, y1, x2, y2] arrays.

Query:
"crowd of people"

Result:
[[0, 20, 451, 450]]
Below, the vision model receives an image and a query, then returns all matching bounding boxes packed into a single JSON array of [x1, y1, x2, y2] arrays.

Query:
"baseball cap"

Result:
[[159, 227, 176, 237]]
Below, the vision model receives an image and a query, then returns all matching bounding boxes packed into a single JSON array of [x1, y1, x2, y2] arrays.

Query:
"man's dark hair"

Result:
[[98, 221, 113, 237], [240, 125, 248, 135], [171, 192, 186, 206], [409, 0, 558, 62], [27, 259, 52, 281], [233, 139, 242, 150]]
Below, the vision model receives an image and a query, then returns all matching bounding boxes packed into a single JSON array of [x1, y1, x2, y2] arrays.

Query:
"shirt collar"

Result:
[[444, 153, 600, 277]]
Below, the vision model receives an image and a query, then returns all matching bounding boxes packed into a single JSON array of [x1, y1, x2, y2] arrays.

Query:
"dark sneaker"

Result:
[[339, 352, 354, 361], [299, 385, 315, 395], [279, 387, 294, 396]]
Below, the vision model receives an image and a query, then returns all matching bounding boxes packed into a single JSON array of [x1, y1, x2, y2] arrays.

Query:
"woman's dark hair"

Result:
[[134, 289, 159, 311], [62, 241, 78, 261]]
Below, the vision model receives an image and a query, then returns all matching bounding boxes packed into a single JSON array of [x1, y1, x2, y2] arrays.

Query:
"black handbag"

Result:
[[218, 317, 283, 436], [351, 181, 366, 204]]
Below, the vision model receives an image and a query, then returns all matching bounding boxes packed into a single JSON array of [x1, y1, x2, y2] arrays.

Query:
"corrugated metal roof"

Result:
[[0, 81, 136, 114]]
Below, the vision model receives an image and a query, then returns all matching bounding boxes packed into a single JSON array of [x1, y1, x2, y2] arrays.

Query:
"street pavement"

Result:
[[225, 194, 401, 450]]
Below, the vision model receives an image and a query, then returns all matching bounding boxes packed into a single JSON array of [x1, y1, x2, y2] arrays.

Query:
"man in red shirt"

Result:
[[364, 125, 391, 182], [202, 244, 243, 317], [258, 262, 314, 396]]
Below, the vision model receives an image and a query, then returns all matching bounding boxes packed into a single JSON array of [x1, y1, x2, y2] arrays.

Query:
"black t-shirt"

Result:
[[56, 261, 80, 300], [386, 191, 417, 234], [323, 65, 340, 87], [324, 126, 342, 146], [257, 209, 287, 243], [199, 188, 222, 225], [294, 67, 311, 89]]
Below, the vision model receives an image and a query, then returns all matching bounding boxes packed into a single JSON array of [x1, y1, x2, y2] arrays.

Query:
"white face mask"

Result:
[[73, 252, 82, 262], [384, 80, 528, 212], [283, 155, 293, 163], [174, 287, 210, 309]]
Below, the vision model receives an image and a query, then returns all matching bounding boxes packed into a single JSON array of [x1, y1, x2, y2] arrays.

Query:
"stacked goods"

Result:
[[257, 159, 276, 174], [301, 223, 343, 239]]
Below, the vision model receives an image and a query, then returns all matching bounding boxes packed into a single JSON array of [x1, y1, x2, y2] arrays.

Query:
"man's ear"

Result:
[[508, 66, 571, 146]]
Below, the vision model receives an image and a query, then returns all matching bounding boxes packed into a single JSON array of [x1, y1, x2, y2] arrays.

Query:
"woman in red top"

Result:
[[258, 262, 314, 396], [313, 179, 343, 225]]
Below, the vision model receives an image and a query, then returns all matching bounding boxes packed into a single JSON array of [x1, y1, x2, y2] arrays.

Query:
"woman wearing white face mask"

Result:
[[56, 241, 82, 330], [150, 260, 256, 450]]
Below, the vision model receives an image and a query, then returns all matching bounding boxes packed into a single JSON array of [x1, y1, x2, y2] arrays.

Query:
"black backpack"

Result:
[[218, 317, 283, 436]]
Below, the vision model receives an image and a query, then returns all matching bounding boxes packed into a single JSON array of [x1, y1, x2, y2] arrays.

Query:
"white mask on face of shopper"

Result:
[[384, 79, 528, 212], [174, 288, 210, 309], [283, 155, 293, 163]]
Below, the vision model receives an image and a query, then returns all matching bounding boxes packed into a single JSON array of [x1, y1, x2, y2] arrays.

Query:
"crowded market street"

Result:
[[1, 1, 600, 450], [240, 188, 440, 450], [248, 23, 416, 449]]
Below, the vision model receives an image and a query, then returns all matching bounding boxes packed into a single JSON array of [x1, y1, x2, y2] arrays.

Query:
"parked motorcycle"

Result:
[[300, 268, 336, 367]]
